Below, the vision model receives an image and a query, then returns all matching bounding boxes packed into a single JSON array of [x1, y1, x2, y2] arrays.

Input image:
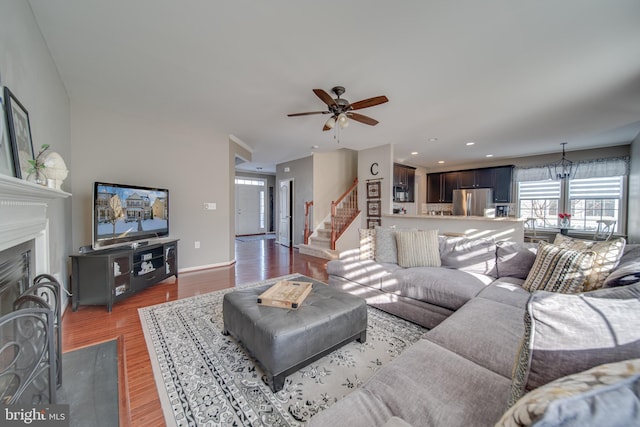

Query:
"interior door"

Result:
[[236, 183, 264, 235], [278, 179, 293, 247]]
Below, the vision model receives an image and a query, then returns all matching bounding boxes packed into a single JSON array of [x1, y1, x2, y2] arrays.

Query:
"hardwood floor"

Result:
[[61, 239, 329, 426]]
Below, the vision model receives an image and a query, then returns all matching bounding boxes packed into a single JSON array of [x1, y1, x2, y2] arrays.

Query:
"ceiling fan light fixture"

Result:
[[337, 113, 349, 128], [324, 116, 336, 129]]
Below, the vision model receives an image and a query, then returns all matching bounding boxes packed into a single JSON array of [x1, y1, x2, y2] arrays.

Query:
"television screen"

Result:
[[93, 182, 169, 249]]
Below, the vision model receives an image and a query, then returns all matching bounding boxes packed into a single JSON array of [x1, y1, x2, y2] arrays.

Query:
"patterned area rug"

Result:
[[139, 274, 427, 426]]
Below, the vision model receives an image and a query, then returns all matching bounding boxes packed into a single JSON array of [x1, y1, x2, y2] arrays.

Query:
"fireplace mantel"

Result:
[[0, 173, 71, 255], [0, 173, 71, 203]]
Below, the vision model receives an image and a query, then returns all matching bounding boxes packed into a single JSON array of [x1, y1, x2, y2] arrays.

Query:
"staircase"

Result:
[[299, 178, 359, 260], [299, 220, 340, 260]]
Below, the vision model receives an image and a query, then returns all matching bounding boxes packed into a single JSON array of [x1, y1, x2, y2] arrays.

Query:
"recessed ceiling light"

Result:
[[485, 154, 494, 158], [428, 138, 438, 142], [438, 160, 445, 164], [466, 142, 475, 146], [411, 151, 418, 155]]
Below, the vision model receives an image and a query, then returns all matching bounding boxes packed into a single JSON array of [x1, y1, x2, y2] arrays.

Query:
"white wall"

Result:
[[0, 1, 72, 291], [312, 148, 358, 227], [357, 144, 394, 227], [70, 102, 233, 269]]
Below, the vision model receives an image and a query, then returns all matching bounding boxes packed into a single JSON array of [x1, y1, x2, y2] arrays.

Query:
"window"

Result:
[[234, 178, 265, 186], [568, 177, 622, 233], [518, 176, 624, 232], [518, 181, 560, 228]]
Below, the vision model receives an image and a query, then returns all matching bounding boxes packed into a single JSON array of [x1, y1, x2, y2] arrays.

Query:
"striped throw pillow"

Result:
[[523, 241, 595, 293], [395, 230, 441, 268]]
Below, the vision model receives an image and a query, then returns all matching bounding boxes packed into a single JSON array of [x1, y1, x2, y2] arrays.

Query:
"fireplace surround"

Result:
[[0, 173, 70, 282]]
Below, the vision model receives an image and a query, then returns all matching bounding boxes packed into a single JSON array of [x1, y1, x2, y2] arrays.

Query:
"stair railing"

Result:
[[331, 178, 360, 250], [303, 201, 314, 245]]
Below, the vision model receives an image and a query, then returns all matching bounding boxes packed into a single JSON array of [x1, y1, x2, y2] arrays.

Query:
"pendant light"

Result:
[[548, 142, 577, 180]]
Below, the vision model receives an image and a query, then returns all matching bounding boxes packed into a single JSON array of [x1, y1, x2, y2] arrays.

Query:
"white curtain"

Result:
[[514, 156, 630, 182]]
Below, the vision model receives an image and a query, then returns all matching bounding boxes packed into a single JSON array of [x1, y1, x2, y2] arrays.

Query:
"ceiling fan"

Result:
[[288, 86, 388, 131]]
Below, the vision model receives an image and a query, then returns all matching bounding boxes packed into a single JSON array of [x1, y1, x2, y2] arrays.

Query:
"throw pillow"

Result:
[[374, 226, 416, 264], [508, 286, 640, 407], [395, 230, 441, 268], [522, 241, 595, 293], [498, 359, 640, 427], [553, 234, 626, 291], [359, 228, 376, 260]]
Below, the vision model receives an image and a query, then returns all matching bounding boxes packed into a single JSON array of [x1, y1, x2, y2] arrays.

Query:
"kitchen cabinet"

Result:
[[492, 166, 513, 203], [427, 172, 459, 203], [427, 166, 513, 204], [393, 163, 416, 202], [458, 168, 494, 189]]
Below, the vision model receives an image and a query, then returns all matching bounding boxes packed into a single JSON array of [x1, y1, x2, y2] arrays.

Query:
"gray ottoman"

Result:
[[222, 278, 367, 392]]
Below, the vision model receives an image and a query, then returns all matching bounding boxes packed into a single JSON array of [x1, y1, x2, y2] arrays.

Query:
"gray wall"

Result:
[[70, 102, 234, 270], [629, 135, 640, 243], [276, 156, 313, 246], [0, 1, 73, 290]]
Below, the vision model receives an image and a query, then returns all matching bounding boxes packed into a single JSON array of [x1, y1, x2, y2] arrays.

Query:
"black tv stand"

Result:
[[70, 239, 179, 311]]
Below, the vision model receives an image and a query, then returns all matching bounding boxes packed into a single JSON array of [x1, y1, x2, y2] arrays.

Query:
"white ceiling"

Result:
[[29, 0, 640, 173]]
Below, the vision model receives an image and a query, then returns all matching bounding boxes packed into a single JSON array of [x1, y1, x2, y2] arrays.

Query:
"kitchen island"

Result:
[[383, 214, 525, 242]]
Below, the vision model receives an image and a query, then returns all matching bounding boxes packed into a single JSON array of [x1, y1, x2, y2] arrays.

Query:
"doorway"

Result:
[[278, 179, 293, 247], [235, 178, 267, 236]]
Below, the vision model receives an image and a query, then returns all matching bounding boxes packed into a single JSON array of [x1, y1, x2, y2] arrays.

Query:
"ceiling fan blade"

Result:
[[287, 111, 330, 117], [349, 95, 389, 111], [347, 112, 379, 126], [313, 89, 337, 107]]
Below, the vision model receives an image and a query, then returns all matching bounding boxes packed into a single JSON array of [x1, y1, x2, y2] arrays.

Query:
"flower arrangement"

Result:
[[26, 144, 50, 185], [558, 212, 571, 228]]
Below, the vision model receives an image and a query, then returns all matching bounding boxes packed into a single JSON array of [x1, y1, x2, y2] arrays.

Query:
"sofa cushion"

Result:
[[603, 244, 640, 288], [439, 236, 497, 276], [310, 338, 513, 427], [522, 241, 595, 293], [553, 234, 626, 291], [359, 228, 376, 260], [425, 298, 526, 378], [383, 267, 493, 311], [375, 226, 417, 264], [495, 241, 538, 279], [326, 259, 400, 289], [509, 283, 640, 406], [498, 359, 640, 427], [476, 279, 530, 309], [395, 230, 441, 268]]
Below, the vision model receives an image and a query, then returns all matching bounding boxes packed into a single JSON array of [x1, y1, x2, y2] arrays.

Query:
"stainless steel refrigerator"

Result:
[[452, 188, 493, 216]]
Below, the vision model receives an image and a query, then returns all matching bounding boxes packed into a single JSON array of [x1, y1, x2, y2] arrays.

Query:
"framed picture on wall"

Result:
[[367, 218, 381, 229], [367, 200, 381, 217], [0, 89, 18, 177], [3, 87, 35, 179], [367, 181, 381, 199]]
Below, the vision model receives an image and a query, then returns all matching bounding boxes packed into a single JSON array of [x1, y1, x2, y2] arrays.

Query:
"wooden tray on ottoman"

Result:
[[257, 280, 312, 309]]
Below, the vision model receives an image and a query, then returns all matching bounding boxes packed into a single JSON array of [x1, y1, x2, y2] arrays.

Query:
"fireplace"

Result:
[[0, 174, 70, 405], [0, 240, 34, 317], [0, 171, 71, 307]]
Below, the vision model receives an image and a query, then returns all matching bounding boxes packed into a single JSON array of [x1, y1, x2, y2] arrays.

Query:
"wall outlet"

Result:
[[194, 241, 200, 249]]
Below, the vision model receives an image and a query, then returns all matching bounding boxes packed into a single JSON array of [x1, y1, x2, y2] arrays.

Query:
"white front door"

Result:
[[278, 179, 292, 246], [235, 180, 265, 235]]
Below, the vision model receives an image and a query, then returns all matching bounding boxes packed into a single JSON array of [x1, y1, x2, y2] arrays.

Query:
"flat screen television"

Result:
[[92, 182, 169, 250]]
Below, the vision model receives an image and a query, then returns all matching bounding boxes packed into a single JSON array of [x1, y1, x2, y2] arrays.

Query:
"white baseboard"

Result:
[[178, 259, 236, 273]]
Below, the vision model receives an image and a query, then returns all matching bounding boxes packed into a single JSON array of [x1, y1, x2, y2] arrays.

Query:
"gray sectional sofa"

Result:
[[309, 229, 640, 427]]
